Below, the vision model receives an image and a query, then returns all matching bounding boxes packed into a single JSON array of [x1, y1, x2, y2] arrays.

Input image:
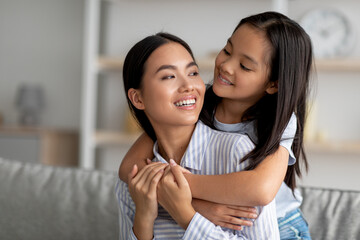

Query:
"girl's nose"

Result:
[[220, 58, 234, 76]]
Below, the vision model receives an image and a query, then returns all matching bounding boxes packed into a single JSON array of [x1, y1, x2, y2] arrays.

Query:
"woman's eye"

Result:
[[161, 75, 175, 80], [189, 71, 199, 77], [240, 63, 251, 71]]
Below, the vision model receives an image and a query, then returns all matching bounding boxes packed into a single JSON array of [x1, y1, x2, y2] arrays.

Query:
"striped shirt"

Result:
[[116, 120, 280, 239]]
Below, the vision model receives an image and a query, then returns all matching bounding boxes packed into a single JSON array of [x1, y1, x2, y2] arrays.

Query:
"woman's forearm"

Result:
[[118, 132, 154, 182], [186, 146, 289, 206], [133, 213, 154, 240]]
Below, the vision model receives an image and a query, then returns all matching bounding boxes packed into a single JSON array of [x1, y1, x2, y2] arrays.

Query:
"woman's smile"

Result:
[[174, 95, 197, 109]]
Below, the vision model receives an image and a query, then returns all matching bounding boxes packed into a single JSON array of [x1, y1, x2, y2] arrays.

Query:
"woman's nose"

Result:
[[178, 76, 194, 93]]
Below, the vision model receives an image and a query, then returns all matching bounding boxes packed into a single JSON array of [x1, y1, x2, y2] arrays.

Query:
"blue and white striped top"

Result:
[[116, 120, 280, 239]]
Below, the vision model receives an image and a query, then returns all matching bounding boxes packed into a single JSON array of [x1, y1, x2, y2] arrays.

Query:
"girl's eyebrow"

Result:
[[155, 61, 198, 73], [227, 38, 233, 47]]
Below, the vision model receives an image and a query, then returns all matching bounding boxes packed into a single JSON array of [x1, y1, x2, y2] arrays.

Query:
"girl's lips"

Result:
[[217, 74, 233, 85]]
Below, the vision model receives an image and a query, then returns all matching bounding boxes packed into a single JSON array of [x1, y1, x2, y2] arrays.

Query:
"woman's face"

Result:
[[136, 42, 205, 128], [213, 24, 276, 107]]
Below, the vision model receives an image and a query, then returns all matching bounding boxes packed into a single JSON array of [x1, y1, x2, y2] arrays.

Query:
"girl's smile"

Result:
[[217, 73, 234, 86]]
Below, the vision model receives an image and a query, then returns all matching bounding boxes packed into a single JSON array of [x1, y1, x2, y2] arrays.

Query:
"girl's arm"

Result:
[[118, 132, 154, 182], [120, 133, 288, 206], [186, 146, 289, 206]]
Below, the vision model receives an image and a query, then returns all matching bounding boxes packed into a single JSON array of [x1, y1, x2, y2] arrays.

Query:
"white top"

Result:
[[214, 113, 302, 218], [116, 120, 280, 239]]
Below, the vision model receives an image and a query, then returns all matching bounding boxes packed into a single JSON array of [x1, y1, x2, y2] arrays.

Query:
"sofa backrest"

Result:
[[2, 157, 360, 240], [300, 186, 360, 240], [0, 158, 119, 240]]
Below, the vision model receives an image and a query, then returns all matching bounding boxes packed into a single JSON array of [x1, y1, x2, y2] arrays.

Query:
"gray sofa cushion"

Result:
[[300, 186, 360, 240], [0, 158, 118, 240]]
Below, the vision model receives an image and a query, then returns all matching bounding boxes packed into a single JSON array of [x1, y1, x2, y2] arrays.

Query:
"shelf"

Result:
[[94, 130, 141, 147], [315, 58, 360, 72], [0, 126, 79, 166], [97, 57, 124, 71], [305, 141, 360, 155], [98, 56, 360, 72]]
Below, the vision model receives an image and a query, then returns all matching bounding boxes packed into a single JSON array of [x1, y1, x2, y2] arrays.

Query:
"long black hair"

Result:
[[200, 11, 313, 191], [123, 32, 196, 142]]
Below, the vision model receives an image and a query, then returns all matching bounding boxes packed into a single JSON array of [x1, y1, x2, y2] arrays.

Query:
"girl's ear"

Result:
[[128, 88, 145, 110], [265, 81, 278, 95]]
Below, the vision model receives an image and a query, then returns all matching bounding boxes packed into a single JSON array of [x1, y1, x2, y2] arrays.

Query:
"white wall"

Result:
[[0, 0, 84, 129]]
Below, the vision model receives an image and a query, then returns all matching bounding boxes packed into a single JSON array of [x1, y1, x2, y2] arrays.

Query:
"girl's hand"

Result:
[[192, 199, 258, 231], [128, 162, 167, 227], [157, 160, 196, 229]]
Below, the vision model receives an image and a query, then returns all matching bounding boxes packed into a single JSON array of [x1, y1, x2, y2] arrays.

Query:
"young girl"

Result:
[[119, 12, 313, 239], [116, 32, 279, 239]]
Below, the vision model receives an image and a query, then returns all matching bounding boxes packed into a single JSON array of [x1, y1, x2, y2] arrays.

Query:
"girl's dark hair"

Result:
[[200, 11, 313, 191], [123, 32, 196, 142]]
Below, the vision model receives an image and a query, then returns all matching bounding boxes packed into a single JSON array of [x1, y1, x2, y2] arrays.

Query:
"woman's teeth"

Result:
[[175, 98, 196, 107]]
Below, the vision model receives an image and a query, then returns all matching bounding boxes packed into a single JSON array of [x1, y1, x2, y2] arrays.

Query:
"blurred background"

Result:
[[0, 0, 359, 191]]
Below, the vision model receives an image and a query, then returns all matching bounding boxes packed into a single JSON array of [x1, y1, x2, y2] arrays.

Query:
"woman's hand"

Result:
[[157, 160, 196, 230], [192, 199, 258, 231], [128, 162, 167, 239]]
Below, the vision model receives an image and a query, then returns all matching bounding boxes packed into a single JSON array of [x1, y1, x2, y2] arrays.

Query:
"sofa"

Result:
[[0, 157, 359, 240]]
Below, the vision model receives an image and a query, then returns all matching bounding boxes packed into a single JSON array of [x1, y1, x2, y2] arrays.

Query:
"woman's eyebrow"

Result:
[[155, 61, 198, 73], [186, 61, 198, 69], [156, 65, 176, 73]]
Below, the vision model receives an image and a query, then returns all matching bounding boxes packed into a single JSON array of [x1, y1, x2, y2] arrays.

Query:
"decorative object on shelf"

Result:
[[300, 8, 356, 58], [15, 84, 45, 126]]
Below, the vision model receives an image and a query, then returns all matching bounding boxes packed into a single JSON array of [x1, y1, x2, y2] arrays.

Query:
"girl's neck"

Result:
[[215, 98, 250, 124], [154, 125, 196, 164]]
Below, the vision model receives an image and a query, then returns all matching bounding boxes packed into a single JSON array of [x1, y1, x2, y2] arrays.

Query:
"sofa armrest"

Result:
[[0, 158, 118, 240], [300, 186, 360, 240]]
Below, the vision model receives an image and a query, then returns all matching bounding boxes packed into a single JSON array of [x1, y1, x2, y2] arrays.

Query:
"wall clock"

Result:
[[300, 8, 356, 58]]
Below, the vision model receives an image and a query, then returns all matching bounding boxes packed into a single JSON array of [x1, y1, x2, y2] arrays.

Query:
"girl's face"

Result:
[[213, 24, 277, 107], [132, 42, 205, 128]]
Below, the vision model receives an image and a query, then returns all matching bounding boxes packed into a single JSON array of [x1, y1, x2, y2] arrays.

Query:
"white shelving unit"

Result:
[[80, 0, 360, 169], [80, 0, 101, 169]]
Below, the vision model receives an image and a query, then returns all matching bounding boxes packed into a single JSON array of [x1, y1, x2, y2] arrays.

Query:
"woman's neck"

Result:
[[153, 125, 196, 164], [215, 98, 250, 124]]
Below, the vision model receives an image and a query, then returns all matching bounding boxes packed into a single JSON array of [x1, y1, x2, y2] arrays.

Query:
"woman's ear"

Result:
[[128, 88, 145, 110], [265, 81, 278, 95]]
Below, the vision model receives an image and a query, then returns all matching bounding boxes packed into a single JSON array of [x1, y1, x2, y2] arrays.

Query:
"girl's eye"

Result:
[[161, 75, 175, 80], [223, 48, 230, 55], [240, 63, 251, 71]]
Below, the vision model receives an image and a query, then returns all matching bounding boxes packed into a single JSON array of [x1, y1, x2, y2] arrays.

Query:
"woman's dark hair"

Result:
[[123, 32, 196, 142], [200, 11, 313, 191]]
